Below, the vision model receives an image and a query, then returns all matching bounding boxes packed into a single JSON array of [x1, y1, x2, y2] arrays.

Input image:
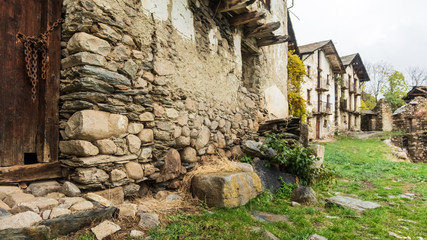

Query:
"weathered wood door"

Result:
[[0, 0, 61, 172], [316, 116, 320, 139]]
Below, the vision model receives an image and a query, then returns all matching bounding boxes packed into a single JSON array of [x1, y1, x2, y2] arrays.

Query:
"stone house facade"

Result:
[[392, 96, 427, 163], [335, 54, 369, 133], [0, 0, 291, 191], [299, 40, 344, 140]]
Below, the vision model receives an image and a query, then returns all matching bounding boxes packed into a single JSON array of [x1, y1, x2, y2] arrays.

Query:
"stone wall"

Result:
[[58, 0, 288, 191], [392, 133, 427, 163], [393, 97, 427, 132], [391, 97, 427, 163], [373, 99, 392, 131]]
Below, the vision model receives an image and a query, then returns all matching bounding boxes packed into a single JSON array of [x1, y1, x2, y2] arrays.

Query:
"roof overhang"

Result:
[[299, 40, 344, 74]]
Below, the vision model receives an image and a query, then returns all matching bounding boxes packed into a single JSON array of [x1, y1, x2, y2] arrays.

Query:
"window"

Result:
[[327, 74, 330, 85], [307, 89, 311, 104]]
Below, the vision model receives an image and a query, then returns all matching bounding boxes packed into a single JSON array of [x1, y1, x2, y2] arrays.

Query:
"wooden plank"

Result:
[[0, 162, 63, 183], [19, 0, 41, 156], [216, 0, 254, 13], [241, 38, 260, 55], [231, 11, 265, 26], [257, 35, 289, 47], [1, 0, 21, 167], [246, 21, 281, 38], [37, 0, 61, 163], [0, 0, 7, 166]]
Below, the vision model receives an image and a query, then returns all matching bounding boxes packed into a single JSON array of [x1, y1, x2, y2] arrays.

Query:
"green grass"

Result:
[[150, 135, 427, 240]]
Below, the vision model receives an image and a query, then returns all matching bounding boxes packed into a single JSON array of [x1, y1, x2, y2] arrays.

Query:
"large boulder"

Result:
[[291, 186, 317, 205], [252, 158, 296, 192], [191, 172, 262, 208], [65, 110, 128, 141]]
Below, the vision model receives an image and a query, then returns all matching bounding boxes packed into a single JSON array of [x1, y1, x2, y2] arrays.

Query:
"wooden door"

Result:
[[0, 0, 61, 171], [316, 116, 320, 139], [348, 114, 351, 130]]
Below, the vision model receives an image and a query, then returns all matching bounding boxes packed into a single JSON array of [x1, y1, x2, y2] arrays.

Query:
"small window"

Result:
[[307, 66, 311, 77], [307, 89, 311, 104], [324, 120, 328, 128], [327, 74, 330, 85]]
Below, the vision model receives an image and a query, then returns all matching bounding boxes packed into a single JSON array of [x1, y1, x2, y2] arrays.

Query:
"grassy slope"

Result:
[[149, 136, 427, 240]]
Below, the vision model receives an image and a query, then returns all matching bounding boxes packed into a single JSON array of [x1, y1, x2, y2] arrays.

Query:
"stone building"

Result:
[[393, 96, 427, 132], [403, 86, 427, 103], [336, 54, 369, 133], [360, 99, 393, 132], [0, 0, 291, 191], [392, 96, 427, 163], [299, 40, 344, 140]]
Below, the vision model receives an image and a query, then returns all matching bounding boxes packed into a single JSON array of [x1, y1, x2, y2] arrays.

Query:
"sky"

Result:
[[289, 0, 427, 81]]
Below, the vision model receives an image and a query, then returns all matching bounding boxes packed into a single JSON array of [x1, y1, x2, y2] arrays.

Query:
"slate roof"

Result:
[[340, 53, 370, 82], [299, 40, 344, 74]]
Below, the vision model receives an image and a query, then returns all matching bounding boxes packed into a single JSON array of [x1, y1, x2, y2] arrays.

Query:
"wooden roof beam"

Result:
[[231, 11, 266, 26], [216, 0, 255, 13], [246, 22, 281, 38], [257, 35, 289, 47]]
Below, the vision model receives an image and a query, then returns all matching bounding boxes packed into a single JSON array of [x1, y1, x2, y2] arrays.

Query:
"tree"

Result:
[[361, 92, 376, 110], [382, 70, 408, 111], [364, 62, 393, 102], [287, 50, 307, 119], [407, 67, 427, 87]]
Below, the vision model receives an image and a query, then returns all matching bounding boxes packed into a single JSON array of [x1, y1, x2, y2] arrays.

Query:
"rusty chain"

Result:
[[16, 18, 62, 103]]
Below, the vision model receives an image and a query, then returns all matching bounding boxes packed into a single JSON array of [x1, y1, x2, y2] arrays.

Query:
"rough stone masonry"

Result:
[[58, 0, 289, 191]]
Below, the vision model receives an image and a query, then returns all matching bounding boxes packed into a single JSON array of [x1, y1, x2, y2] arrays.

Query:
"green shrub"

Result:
[[259, 134, 331, 186], [275, 177, 296, 200], [240, 156, 253, 164]]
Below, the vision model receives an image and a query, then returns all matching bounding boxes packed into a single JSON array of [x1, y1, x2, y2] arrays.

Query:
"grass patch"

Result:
[[150, 135, 427, 240]]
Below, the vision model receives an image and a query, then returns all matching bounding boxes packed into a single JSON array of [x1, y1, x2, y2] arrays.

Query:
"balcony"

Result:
[[313, 101, 333, 115], [316, 81, 329, 92]]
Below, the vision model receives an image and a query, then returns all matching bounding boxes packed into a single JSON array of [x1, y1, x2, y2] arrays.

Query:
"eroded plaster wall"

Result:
[[336, 65, 361, 133], [301, 50, 336, 140]]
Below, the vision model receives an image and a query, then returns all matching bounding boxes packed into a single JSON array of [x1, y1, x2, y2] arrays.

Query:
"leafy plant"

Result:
[[240, 156, 253, 164], [259, 134, 327, 186], [287, 50, 307, 120], [275, 177, 296, 200]]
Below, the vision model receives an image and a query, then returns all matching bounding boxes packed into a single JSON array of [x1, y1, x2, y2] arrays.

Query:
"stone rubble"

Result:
[[91, 220, 121, 240]]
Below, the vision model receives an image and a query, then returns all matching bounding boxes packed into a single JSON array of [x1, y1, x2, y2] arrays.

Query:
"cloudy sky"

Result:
[[290, 0, 427, 80]]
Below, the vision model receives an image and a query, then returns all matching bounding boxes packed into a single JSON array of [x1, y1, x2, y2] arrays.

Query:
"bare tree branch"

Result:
[[364, 61, 393, 102], [407, 67, 427, 87]]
